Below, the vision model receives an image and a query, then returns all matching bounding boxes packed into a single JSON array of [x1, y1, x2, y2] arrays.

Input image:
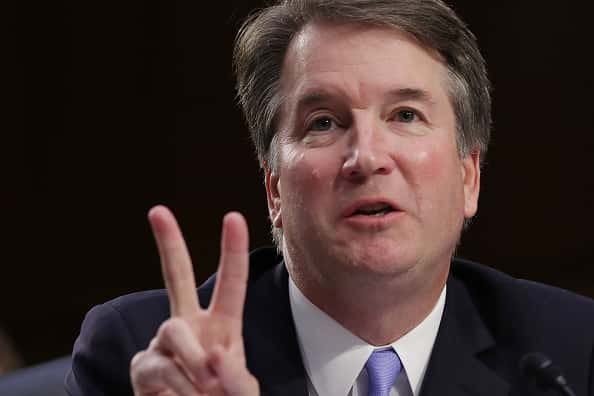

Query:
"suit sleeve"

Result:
[[65, 302, 138, 396]]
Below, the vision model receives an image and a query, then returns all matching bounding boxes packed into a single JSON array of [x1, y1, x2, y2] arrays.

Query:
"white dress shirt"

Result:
[[288, 275, 446, 396]]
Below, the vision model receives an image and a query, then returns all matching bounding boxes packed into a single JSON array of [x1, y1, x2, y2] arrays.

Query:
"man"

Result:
[[66, 1, 594, 395]]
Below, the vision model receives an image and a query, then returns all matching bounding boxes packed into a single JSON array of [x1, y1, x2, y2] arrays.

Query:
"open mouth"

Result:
[[349, 202, 398, 217]]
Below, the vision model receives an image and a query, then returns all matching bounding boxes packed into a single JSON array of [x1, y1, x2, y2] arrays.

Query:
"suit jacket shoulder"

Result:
[[65, 248, 307, 396], [452, 258, 594, 360], [420, 258, 594, 396], [65, 289, 170, 395]]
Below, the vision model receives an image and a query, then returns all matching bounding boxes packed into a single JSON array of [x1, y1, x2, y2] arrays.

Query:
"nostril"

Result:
[[375, 165, 391, 175]]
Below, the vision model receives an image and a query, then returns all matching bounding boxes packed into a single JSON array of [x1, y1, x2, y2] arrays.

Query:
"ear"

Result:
[[461, 149, 481, 218], [264, 162, 283, 228]]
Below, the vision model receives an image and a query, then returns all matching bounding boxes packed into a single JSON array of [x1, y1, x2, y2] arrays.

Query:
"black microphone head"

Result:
[[520, 352, 569, 389]]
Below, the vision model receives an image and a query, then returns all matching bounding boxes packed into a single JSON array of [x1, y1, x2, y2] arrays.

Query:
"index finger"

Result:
[[148, 205, 201, 317], [210, 212, 250, 320]]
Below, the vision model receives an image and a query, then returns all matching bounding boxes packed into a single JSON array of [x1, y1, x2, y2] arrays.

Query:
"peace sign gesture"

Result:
[[130, 206, 259, 396]]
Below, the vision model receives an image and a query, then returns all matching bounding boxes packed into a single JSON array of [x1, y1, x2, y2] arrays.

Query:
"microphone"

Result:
[[519, 352, 577, 396]]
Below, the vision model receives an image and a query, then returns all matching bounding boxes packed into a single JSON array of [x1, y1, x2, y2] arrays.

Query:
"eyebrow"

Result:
[[295, 90, 337, 111], [294, 87, 436, 112], [385, 88, 437, 105]]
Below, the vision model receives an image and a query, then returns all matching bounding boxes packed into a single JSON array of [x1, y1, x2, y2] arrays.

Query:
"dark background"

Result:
[[5, 0, 593, 367]]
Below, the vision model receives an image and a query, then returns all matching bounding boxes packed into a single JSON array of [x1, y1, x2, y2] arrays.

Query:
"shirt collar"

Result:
[[289, 275, 446, 396]]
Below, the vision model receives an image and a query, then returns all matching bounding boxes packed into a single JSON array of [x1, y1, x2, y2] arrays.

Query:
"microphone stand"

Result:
[[519, 353, 577, 396]]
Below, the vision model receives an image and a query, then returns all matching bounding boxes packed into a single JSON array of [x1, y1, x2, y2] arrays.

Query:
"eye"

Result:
[[307, 116, 336, 132], [396, 109, 418, 123]]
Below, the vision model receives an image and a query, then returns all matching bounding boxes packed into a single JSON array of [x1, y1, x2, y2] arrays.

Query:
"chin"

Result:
[[333, 238, 419, 277]]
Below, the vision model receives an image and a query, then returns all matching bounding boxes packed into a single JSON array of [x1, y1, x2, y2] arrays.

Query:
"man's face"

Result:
[[265, 22, 480, 286]]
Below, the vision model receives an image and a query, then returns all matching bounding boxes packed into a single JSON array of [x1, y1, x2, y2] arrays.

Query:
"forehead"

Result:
[[279, 22, 450, 109]]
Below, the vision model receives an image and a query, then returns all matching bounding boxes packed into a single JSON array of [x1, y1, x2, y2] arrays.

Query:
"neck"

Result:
[[288, 259, 448, 345]]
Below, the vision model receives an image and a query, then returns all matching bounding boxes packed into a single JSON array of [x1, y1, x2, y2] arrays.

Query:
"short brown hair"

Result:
[[233, 0, 491, 170]]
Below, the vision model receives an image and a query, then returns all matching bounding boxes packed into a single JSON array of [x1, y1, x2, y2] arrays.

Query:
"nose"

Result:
[[341, 116, 395, 181]]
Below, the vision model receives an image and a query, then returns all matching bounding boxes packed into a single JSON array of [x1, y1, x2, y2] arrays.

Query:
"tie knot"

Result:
[[365, 349, 402, 396]]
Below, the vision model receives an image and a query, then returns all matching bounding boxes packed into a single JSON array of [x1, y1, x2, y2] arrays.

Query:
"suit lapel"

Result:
[[242, 250, 308, 396], [419, 275, 510, 396]]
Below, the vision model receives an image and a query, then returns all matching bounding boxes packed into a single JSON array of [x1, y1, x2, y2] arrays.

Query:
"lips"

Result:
[[343, 199, 401, 217]]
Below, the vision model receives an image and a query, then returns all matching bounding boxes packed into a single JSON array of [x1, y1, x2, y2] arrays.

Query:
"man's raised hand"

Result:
[[130, 205, 259, 396]]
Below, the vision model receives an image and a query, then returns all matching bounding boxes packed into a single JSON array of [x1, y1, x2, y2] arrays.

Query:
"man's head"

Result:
[[233, 0, 489, 287], [234, 0, 490, 170]]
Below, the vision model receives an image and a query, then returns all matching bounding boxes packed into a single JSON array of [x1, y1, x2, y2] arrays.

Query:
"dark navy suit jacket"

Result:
[[65, 248, 594, 395]]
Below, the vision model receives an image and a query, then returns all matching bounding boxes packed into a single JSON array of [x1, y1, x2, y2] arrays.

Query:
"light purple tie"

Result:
[[365, 349, 402, 396]]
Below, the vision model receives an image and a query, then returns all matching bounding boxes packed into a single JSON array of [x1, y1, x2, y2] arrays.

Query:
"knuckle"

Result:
[[136, 353, 176, 385], [153, 358, 176, 381], [157, 317, 184, 343], [130, 350, 146, 372], [148, 337, 159, 350], [249, 373, 260, 392], [130, 350, 160, 385]]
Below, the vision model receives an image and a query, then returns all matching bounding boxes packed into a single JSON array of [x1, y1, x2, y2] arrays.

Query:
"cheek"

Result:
[[405, 140, 454, 180], [280, 147, 338, 207], [403, 138, 464, 208], [284, 151, 320, 189]]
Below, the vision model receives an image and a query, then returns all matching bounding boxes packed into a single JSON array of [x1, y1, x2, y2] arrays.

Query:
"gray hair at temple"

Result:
[[233, 0, 492, 248]]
